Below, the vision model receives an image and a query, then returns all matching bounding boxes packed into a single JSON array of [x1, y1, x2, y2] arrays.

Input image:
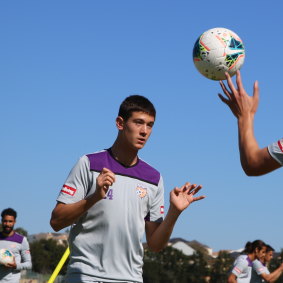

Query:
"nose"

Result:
[[140, 124, 148, 136]]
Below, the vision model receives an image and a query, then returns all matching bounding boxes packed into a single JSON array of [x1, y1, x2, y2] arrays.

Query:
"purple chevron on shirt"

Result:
[[87, 149, 160, 186], [0, 232, 24, 244]]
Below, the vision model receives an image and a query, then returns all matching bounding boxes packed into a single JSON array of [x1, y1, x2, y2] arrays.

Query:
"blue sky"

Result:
[[1, 0, 282, 252]]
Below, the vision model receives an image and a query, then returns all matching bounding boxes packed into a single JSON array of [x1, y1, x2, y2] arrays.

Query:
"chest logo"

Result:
[[136, 185, 147, 199]]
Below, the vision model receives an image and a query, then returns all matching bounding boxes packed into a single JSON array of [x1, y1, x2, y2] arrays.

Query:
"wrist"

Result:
[[238, 113, 255, 125], [168, 204, 182, 219]]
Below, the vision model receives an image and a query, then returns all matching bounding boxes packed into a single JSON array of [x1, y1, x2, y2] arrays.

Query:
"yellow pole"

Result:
[[47, 247, 70, 283]]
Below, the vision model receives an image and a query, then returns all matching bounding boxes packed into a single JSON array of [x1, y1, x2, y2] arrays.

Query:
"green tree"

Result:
[[269, 249, 283, 283], [185, 250, 210, 283], [143, 246, 190, 283], [210, 251, 234, 283], [30, 238, 69, 275]]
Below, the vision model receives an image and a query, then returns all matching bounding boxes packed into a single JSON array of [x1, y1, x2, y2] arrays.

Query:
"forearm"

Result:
[[147, 205, 181, 252], [238, 115, 263, 175], [265, 268, 283, 283], [50, 194, 102, 231], [16, 259, 32, 270]]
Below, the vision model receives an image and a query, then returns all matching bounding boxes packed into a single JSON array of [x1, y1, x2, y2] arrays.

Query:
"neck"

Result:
[[248, 253, 255, 261], [1, 230, 14, 237], [110, 141, 138, 167]]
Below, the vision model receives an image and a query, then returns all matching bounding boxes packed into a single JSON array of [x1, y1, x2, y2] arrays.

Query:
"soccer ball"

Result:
[[0, 249, 14, 266], [193, 27, 245, 80]]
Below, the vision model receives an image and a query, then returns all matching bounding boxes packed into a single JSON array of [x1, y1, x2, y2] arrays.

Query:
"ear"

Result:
[[116, 116, 124, 130]]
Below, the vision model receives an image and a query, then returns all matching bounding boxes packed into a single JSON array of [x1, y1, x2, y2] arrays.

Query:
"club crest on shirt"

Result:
[[61, 185, 77, 196], [278, 139, 283, 152], [136, 185, 147, 199]]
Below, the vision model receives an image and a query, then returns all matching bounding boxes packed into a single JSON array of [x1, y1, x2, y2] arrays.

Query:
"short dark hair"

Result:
[[265, 244, 275, 253], [1, 208, 17, 219], [118, 95, 156, 121], [243, 240, 266, 254]]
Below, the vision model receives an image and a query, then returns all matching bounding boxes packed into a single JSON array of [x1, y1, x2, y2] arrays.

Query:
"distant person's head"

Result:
[[116, 95, 156, 151], [1, 208, 17, 236], [243, 240, 266, 261], [263, 245, 275, 264]]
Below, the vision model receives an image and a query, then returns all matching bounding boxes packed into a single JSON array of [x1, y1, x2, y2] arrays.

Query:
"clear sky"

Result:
[[1, 0, 282, 253]]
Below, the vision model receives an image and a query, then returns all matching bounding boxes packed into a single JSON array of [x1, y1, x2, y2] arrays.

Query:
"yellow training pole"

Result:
[[48, 247, 70, 283]]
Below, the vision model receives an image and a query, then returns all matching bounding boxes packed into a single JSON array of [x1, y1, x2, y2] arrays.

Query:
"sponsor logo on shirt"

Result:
[[234, 267, 242, 274], [61, 185, 76, 196], [136, 185, 147, 199], [160, 206, 164, 214], [278, 139, 283, 152]]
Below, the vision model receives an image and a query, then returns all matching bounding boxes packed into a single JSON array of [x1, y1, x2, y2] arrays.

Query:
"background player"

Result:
[[218, 71, 282, 176], [227, 240, 266, 283], [0, 208, 32, 283], [50, 95, 205, 283], [251, 244, 283, 283]]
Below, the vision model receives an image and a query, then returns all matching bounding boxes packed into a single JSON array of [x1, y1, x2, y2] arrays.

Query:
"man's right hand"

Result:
[[95, 168, 116, 200]]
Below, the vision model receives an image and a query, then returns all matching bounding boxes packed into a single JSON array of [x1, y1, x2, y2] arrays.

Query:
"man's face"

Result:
[[265, 251, 273, 263], [119, 111, 155, 151], [1, 215, 16, 235]]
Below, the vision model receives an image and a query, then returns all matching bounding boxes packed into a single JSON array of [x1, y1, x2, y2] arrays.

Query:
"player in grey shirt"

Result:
[[228, 240, 266, 283], [219, 71, 282, 176], [0, 208, 32, 283], [50, 95, 205, 283], [251, 244, 283, 283]]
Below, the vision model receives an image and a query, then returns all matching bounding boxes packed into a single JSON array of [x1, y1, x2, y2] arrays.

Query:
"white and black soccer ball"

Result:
[[0, 249, 14, 266], [193, 27, 245, 80]]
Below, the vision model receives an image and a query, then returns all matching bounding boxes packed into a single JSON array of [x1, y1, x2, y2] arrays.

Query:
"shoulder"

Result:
[[134, 158, 161, 186], [7, 232, 25, 244], [85, 149, 109, 170], [72, 150, 107, 171], [253, 259, 263, 267], [235, 255, 250, 266]]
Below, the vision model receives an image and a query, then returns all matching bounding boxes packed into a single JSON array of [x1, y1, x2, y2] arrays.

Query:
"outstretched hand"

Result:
[[218, 71, 259, 119], [170, 183, 205, 213]]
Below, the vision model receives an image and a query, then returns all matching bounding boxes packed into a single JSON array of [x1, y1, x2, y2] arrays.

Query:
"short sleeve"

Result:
[[56, 155, 91, 204], [146, 175, 164, 223], [268, 139, 283, 165], [253, 259, 265, 275], [232, 256, 248, 277]]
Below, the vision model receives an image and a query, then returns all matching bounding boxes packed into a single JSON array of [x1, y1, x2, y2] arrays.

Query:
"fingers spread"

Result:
[[192, 195, 206, 202], [225, 72, 238, 96]]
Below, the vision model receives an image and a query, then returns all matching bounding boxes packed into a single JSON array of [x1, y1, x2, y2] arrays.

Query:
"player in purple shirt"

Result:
[[0, 208, 32, 283], [228, 240, 266, 283], [50, 95, 206, 283], [219, 71, 282, 176]]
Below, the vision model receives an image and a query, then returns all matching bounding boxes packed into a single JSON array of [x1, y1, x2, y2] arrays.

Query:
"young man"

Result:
[[218, 71, 282, 176], [50, 95, 205, 283], [227, 240, 266, 283], [251, 244, 283, 283], [0, 208, 32, 283]]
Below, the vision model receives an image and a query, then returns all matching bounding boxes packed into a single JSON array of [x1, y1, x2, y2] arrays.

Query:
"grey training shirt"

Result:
[[250, 259, 269, 283], [231, 255, 253, 283], [57, 149, 164, 283], [268, 138, 283, 165], [0, 232, 32, 283]]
